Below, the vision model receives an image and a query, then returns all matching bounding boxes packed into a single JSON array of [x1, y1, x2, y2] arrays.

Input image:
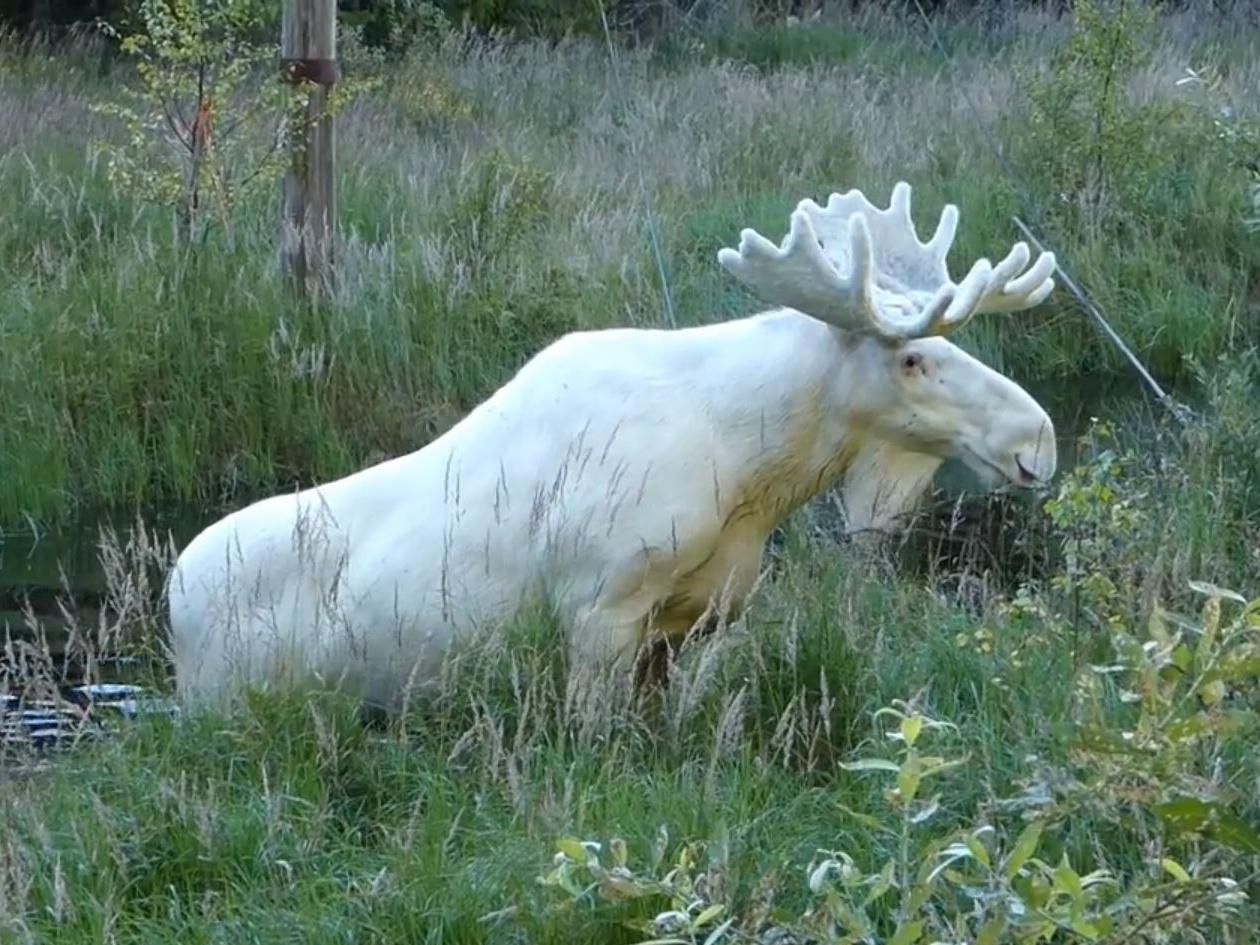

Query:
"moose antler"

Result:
[[717, 182, 1056, 342]]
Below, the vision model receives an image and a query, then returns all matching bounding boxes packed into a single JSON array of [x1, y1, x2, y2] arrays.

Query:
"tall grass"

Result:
[[0, 4, 1257, 527]]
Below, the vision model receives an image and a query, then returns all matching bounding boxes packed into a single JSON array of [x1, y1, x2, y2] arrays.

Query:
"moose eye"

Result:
[[901, 353, 923, 371]]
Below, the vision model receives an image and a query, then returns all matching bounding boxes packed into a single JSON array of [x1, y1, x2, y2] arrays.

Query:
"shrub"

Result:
[[91, 0, 291, 243]]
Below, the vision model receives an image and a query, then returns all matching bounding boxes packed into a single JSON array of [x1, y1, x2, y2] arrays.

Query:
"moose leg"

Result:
[[638, 535, 768, 691], [631, 608, 724, 692], [565, 601, 648, 721]]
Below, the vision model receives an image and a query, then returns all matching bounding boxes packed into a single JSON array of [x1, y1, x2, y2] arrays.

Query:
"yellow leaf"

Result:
[[1203, 597, 1221, 637], [1160, 857, 1192, 883], [1198, 679, 1226, 707], [557, 838, 591, 863], [901, 714, 923, 747], [1148, 608, 1172, 645], [898, 764, 922, 806]]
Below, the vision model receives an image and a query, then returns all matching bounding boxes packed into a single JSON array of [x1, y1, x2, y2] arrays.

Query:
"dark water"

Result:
[[0, 505, 209, 654], [0, 505, 208, 598], [1, 507, 207, 750]]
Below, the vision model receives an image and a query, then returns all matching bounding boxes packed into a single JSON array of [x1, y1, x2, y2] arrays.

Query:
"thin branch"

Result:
[[157, 96, 194, 153]]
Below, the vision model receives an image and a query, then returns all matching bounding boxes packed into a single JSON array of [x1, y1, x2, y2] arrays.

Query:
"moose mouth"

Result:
[[1014, 454, 1041, 486], [959, 446, 1045, 490]]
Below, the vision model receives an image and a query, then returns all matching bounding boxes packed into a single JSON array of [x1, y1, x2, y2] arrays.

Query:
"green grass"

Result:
[[2, 4, 1260, 942], [0, 483, 1256, 929], [4, 474, 1258, 941]]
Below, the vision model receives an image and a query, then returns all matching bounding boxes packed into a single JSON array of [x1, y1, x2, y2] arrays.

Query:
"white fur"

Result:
[[168, 310, 1055, 710], [169, 182, 1059, 709]]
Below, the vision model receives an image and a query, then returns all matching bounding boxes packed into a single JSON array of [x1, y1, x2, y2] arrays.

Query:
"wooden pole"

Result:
[[281, 0, 338, 297]]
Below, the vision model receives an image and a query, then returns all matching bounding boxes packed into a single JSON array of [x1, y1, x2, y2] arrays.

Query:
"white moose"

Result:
[[168, 182, 1058, 711]]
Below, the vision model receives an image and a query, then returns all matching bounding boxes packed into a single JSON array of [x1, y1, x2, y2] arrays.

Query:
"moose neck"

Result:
[[703, 311, 939, 535]]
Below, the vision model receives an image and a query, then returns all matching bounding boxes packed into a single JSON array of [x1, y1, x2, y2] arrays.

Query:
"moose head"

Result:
[[717, 181, 1058, 530]]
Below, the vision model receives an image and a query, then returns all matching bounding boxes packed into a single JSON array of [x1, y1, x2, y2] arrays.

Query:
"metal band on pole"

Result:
[[280, 58, 341, 86]]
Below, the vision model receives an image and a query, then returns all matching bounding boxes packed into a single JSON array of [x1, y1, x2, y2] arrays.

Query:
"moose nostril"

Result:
[[1014, 454, 1038, 483]]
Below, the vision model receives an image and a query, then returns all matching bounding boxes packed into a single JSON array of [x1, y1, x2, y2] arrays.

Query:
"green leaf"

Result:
[[1155, 797, 1260, 854], [1164, 714, 1209, 741], [888, 919, 924, 945], [861, 860, 896, 908], [835, 802, 883, 829], [693, 904, 726, 928], [1208, 811, 1260, 854], [599, 872, 649, 899], [1054, 856, 1083, 903], [1072, 728, 1145, 757], [1155, 797, 1214, 835], [1204, 659, 1260, 684], [1005, 821, 1044, 880], [918, 756, 969, 779], [976, 916, 1006, 945], [907, 881, 932, 913], [1070, 917, 1102, 940], [965, 833, 991, 869], [1024, 876, 1052, 910]]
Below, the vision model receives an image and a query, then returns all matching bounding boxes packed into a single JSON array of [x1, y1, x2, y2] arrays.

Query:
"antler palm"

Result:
[[717, 182, 1056, 343]]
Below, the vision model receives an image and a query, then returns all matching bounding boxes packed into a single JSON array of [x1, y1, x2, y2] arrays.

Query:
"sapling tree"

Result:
[[92, 0, 298, 244], [91, 0, 286, 243]]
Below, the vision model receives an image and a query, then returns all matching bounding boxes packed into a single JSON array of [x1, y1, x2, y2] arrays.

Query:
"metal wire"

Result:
[[910, 0, 1191, 424]]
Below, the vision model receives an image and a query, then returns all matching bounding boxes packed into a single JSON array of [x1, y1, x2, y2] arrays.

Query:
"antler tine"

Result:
[[926, 203, 959, 259], [975, 242, 1057, 313], [716, 203, 891, 337], [929, 257, 994, 335]]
